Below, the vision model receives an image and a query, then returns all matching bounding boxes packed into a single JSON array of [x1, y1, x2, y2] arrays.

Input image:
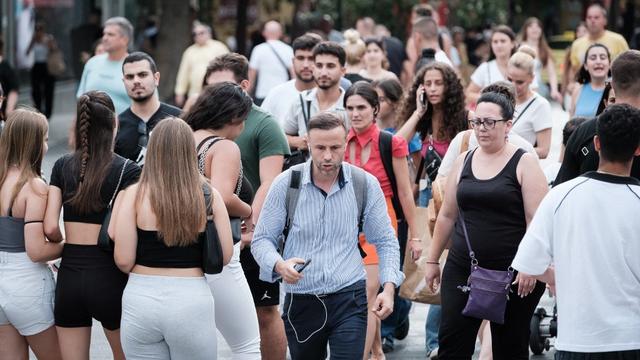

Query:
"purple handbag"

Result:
[[457, 210, 514, 324]]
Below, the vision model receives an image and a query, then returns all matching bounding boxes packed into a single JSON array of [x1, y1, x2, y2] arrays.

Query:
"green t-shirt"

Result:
[[235, 105, 290, 189]]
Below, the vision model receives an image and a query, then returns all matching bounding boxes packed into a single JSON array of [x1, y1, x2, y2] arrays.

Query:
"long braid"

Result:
[[77, 95, 91, 182]]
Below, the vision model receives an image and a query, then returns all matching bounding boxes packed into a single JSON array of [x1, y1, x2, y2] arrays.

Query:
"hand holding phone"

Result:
[[416, 85, 428, 115], [294, 259, 311, 273]]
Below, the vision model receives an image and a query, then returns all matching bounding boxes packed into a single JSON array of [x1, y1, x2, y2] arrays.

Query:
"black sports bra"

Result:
[[135, 228, 204, 269]]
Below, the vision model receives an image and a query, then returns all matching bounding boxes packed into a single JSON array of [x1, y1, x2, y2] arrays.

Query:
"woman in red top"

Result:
[[344, 81, 420, 360]]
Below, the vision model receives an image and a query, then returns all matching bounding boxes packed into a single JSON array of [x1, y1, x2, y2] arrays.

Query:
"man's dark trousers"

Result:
[[283, 281, 368, 360]]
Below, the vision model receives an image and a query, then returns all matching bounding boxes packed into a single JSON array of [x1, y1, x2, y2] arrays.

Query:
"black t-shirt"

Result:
[[555, 118, 640, 185], [114, 103, 182, 162], [383, 36, 407, 78], [344, 73, 371, 84], [0, 60, 19, 118], [50, 154, 141, 224]]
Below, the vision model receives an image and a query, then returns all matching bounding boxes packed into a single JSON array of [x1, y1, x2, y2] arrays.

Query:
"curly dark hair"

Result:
[[398, 63, 467, 142]]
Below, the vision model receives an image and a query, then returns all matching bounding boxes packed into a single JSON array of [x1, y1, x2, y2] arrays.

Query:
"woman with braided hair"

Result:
[[44, 91, 141, 360]]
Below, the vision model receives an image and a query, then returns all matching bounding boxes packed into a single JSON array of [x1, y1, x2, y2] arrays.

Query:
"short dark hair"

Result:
[[477, 91, 515, 120], [372, 78, 403, 104], [293, 33, 322, 53], [575, 43, 611, 84], [611, 50, 640, 98], [183, 82, 252, 131], [596, 104, 640, 163], [344, 81, 379, 116], [122, 51, 158, 73], [563, 117, 589, 145], [313, 41, 346, 67], [204, 53, 249, 85], [307, 112, 347, 134]]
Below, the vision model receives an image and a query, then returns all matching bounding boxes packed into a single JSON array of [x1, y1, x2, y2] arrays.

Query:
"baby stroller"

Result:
[[529, 301, 557, 354]]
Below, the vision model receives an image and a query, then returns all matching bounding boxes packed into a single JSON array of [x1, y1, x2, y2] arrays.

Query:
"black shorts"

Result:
[[241, 248, 280, 307], [54, 244, 128, 331]]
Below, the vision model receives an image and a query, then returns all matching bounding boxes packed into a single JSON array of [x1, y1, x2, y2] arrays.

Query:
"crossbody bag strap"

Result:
[[108, 159, 129, 208], [513, 97, 537, 126], [266, 42, 292, 81], [299, 93, 310, 130], [456, 150, 476, 264]]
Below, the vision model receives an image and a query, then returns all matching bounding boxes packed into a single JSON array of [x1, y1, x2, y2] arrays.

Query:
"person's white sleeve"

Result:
[[435, 51, 453, 67], [511, 193, 555, 275], [470, 62, 488, 88], [508, 133, 538, 158], [249, 45, 262, 70], [283, 102, 300, 136], [285, 46, 294, 67], [174, 49, 191, 95], [437, 131, 464, 177], [532, 99, 553, 132]]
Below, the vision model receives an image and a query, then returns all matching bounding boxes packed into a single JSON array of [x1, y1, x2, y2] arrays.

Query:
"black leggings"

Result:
[[438, 260, 546, 360], [30, 62, 55, 118]]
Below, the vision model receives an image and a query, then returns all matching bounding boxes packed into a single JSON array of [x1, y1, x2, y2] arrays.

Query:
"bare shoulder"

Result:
[[28, 177, 48, 198]]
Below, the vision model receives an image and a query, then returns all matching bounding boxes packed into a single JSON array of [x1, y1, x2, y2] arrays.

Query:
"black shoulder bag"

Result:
[[98, 159, 129, 252], [202, 184, 224, 274]]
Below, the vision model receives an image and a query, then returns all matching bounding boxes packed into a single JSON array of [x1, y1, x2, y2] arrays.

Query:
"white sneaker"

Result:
[[428, 348, 439, 359]]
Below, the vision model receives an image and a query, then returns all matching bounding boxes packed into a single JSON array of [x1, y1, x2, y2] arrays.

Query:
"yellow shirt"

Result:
[[174, 39, 229, 96], [569, 30, 629, 73]]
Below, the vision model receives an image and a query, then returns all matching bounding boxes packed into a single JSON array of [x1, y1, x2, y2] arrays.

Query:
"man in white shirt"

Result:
[[249, 21, 294, 105], [260, 33, 321, 128], [512, 104, 640, 358], [412, 16, 453, 71], [283, 42, 349, 152]]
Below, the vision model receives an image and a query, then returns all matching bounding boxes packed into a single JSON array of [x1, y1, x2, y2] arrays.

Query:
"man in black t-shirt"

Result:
[[115, 52, 181, 164], [555, 50, 640, 185]]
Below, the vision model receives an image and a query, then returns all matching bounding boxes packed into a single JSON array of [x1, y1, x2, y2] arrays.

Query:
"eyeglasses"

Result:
[[138, 120, 148, 148], [468, 117, 507, 129], [192, 31, 206, 37]]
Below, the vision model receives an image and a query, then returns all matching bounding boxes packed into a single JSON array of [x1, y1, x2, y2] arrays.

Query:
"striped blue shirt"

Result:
[[251, 161, 404, 294]]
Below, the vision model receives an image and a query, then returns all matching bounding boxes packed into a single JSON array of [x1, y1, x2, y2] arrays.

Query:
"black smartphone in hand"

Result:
[[295, 259, 311, 273]]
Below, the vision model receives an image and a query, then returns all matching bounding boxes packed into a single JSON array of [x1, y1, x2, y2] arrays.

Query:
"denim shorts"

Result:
[[0, 251, 55, 335]]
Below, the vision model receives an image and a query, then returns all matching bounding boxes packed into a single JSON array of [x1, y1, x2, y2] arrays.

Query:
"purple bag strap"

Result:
[[458, 210, 478, 265]]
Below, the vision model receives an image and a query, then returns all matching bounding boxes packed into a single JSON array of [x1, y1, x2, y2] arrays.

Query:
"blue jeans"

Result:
[[425, 305, 441, 352], [283, 281, 368, 360]]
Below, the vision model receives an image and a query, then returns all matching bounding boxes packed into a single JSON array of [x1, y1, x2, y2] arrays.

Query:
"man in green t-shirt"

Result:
[[202, 52, 290, 360]]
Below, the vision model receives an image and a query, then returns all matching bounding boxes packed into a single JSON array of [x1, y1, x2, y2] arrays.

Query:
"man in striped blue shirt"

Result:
[[252, 113, 404, 359]]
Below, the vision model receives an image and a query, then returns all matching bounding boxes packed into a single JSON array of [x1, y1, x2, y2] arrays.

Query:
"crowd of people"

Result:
[[1, 2, 640, 360]]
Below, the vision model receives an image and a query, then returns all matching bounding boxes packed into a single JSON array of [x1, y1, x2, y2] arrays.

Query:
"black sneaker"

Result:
[[382, 337, 395, 353]]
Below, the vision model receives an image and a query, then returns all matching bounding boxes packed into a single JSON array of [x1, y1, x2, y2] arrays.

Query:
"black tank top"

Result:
[[449, 148, 526, 270], [135, 229, 204, 269]]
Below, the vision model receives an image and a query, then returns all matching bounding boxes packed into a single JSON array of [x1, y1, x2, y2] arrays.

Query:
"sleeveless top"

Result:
[[196, 136, 254, 204], [449, 148, 526, 270], [574, 83, 604, 117], [135, 229, 204, 268], [0, 205, 26, 253]]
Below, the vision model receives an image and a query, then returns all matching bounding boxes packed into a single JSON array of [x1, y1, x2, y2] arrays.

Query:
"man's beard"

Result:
[[131, 92, 154, 103]]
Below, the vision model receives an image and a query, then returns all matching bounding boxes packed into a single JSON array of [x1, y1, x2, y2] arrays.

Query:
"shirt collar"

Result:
[[583, 171, 640, 186], [302, 160, 347, 189], [347, 123, 379, 147], [305, 86, 346, 111]]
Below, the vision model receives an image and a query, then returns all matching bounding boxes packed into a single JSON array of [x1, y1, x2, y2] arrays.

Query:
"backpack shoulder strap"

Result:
[[279, 163, 305, 254], [349, 166, 368, 233], [460, 130, 472, 154], [378, 130, 404, 221]]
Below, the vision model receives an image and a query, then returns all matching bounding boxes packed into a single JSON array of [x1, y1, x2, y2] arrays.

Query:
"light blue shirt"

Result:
[[251, 161, 404, 294], [76, 54, 130, 114]]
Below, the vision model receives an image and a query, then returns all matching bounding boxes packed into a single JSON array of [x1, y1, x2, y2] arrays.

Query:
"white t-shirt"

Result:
[[249, 40, 294, 99], [260, 80, 301, 129], [470, 60, 505, 88], [438, 130, 538, 177], [512, 173, 640, 352], [435, 50, 454, 67], [512, 93, 553, 145]]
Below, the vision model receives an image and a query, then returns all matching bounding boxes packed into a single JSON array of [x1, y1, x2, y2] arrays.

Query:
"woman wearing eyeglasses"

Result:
[[424, 90, 548, 359], [506, 45, 553, 159]]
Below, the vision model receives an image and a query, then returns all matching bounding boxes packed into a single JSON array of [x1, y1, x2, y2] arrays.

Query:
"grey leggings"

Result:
[[120, 273, 217, 360]]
